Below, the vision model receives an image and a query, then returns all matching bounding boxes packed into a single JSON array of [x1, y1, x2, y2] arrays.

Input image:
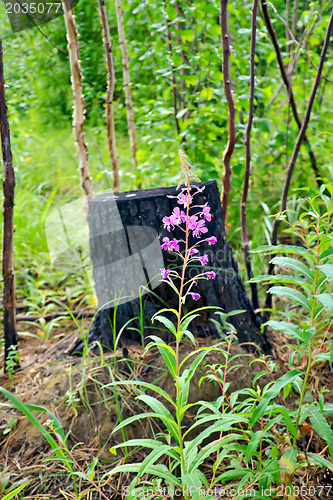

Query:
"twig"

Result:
[[220, 0, 236, 228], [266, 1, 333, 84], [176, 1, 188, 114], [241, 0, 260, 312], [300, 427, 326, 500], [261, 0, 322, 185], [265, 7, 333, 311], [115, 0, 140, 188], [164, 1, 180, 135], [98, 0, 121, 192], [62, 0, 93, 198]]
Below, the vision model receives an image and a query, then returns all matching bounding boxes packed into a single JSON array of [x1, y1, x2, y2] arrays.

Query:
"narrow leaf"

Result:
[[318, 264, 333, 282], [269, 286, 311, 311], [250, 371, 302, 426], [317, 293, 333, 313], [266, 320, 303, 342], [271, 256, 314, 281]]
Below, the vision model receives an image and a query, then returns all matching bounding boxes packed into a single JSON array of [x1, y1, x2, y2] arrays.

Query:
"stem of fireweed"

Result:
[[175, 159, 191, 494], [293, 206, 321, 447]]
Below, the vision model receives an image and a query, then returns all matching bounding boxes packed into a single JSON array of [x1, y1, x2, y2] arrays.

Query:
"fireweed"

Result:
[[105, 152, 248, 499]]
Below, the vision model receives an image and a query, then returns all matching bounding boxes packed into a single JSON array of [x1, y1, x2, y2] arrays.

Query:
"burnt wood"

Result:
[[79, 181, 270, 354]]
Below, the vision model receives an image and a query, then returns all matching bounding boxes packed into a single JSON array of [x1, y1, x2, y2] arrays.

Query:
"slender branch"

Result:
[[98, 0, 121, 192], [0, 39, 18, 369], [261, 0, 322, 185], [241, 0, 260, 312], [291, 0, 299, 43], [176, 1, 188, 114], [115, 0, 140, 188], [62, 0, 93, 197], [164, 1, 180, 135], [220, 0, 236, 226], [265, 7, 333, 310], [267, 1, 333, 83]]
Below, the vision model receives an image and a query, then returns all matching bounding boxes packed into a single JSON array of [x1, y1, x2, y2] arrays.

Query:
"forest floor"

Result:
[[1, 315, 333, 500]]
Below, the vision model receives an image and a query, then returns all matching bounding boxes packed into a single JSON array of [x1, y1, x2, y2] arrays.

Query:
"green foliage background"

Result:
[[0, 0, 332, 284]]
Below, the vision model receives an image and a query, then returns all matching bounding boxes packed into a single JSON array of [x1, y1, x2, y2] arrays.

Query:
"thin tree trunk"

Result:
[[176, 1, 188, 114], [0, 39, 18, 369], [291, 0, 299, 56], [62, 0, 93, 197], [98, 0, 120, 192], [265, 7, 333, 311], [261, 0, 322, 185], [115, 0, 139, 188], [220, 0, 236, 228], [164, 1, 180, 136], [241, 0, 260, 312]]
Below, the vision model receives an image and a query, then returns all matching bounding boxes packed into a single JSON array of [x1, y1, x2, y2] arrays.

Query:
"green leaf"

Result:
[[0, 387, 68, 462], [316, 293, 333, 313], [265, 320, 303, 342], [180, 313, 200, 332], [252, 245, 313, 256], [271, 256, 314, 281], [105, 379, 175, 406], [25, 403, 66, 441], [185, 415, 247, 457], [269, 286, 311, 311], [306, 453, 333, 471], [279, 447, 297, 483], [148, 336, 176, 378], [245, 431, 263, 464], [320, 248, 333, 260], [185, 75, 197, 86], [152, 315, 177, 335], [136, 395, 178, 439], [307, 407, 333, 458], [182, 472, 202, 491], [318, 264, 333, 282], [176, 372, 190, 408], [250, 370, 302, 426], [2, 482, 31, 500], [249, 274, 308, 286], [138, 445, 178, 478], [271, 405, 297, 440], [176, 108, 188, 119]]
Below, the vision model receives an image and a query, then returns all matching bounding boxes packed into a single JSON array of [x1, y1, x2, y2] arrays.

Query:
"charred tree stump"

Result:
[[84, 181, 270, 353]]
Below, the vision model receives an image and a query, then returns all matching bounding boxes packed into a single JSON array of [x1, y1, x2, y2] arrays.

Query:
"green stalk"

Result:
[[174, 161, 192, 500], [293, 209, 321, 446]]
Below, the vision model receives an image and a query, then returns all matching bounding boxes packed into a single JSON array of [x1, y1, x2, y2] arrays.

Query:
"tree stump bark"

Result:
[[84, 181, 270, 353]]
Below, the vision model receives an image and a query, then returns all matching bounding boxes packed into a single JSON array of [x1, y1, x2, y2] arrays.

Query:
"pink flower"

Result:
[[162, 216, 173, 232], [199, 255, 209, 265], [169, 238, 180, 251], [160, 268, 171, 279], [188, 215, 198, 229], [202, 205, 211, 222], [161, 237, 180, 251], [190, 293, 201, 301], [161, 237, 171, 250], [188, 248, 199, 256], [192, 219, 208, 238], [177, 192, 192, 207], [206, 271, 216, 279], [170, 207, 186, 226], [206, 236, 217, 245]]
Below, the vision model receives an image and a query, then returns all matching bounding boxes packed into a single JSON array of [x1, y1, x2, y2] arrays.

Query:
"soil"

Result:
[[0, 321, 333, 499]]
